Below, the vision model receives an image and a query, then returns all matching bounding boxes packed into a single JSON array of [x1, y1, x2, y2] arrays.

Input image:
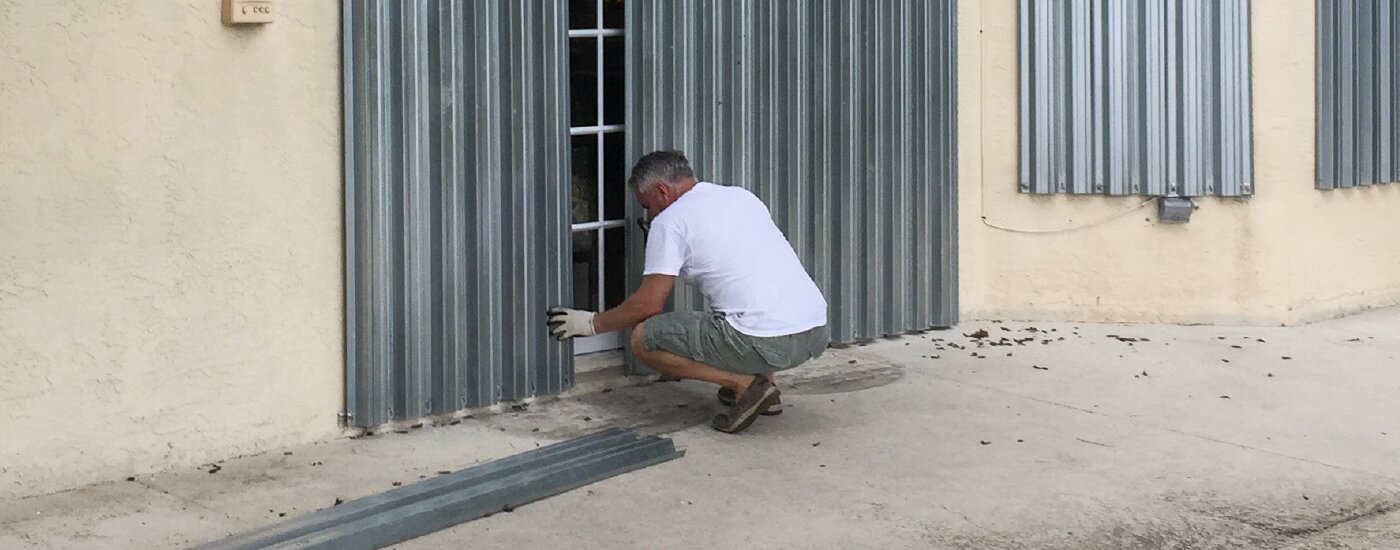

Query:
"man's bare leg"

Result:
[[630, 322, 757, 394]]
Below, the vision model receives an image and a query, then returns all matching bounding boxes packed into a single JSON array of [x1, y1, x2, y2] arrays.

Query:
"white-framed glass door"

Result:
[[568, 0, 626, 355]]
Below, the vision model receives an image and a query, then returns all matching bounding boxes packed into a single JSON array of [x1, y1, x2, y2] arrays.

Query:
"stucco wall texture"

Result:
[[958, 0, 1400, 326], [0, 2, 343, 498], [4, 0, 1398, 501]]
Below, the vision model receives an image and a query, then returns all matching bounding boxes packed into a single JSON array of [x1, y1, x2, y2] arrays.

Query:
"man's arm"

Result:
[[592, 274, 674, 333], [546, 274, 675, 339]]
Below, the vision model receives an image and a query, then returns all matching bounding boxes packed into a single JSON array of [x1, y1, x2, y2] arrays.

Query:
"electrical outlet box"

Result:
[[223, 0, 274, 25], [1158, 196, 1195, 224]]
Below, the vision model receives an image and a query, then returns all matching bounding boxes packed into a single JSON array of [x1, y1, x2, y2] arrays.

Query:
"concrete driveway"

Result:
[[4, 308, 1399, 549]]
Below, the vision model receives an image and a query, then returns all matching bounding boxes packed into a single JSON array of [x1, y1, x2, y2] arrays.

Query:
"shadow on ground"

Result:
[[476, 355, 906, 440]]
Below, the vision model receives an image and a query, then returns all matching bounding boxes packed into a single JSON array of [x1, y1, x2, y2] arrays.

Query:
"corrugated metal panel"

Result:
[[197, 428, 681, 550], [624, 0, 958, 348], [1318, 0, 1400, 190], [344, 1, 572, 428], [1018, 0, 1254, 197]]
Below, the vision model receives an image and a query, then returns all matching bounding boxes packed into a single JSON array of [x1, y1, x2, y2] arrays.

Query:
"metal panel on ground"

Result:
[[195, 429, 683, 550], [344, 1, 572, 428], [1318, 0, 1400, 190], [1018, 0, 1254, 197], [625, 0, 959, 350]]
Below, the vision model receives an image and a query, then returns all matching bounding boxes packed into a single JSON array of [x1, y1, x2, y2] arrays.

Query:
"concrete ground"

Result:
[[3, 308, 1399, 549]]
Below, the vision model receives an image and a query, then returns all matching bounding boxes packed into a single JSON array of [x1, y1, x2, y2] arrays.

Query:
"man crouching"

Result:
[[548, 150, 830, 434]]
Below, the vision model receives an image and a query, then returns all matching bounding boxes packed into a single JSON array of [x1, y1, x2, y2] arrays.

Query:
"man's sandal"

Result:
[[711, 377, 781, 434], [717, 386, 783, 416]]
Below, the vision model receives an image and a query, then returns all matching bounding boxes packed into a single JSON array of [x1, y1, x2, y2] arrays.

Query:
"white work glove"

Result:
[[546, 307, 597, 340]]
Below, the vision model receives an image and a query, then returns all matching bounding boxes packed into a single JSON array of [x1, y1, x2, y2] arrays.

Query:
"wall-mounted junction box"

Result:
[[223, 0, 274, 25], [1158, 197, 1196, 224]]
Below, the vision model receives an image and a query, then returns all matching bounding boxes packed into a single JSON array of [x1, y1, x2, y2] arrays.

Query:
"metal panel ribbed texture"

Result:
[[344, 1, 572, 428], [1018, 0, 1254, 196], [625, 0, 959, 347], [196, 429, 681, 550], [1318, 0, 1400, 190]]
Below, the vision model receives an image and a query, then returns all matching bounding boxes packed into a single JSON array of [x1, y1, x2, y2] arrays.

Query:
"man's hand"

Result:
[[546, 307, 597, 340]]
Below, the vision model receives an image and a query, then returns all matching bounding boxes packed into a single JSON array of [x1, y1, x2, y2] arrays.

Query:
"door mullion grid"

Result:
[[567, 1, 624, 352], [594, 0, 606, 313]]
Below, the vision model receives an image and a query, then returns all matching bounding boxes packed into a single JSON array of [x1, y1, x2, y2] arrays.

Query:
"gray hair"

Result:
[[627, 150, 694, 193]]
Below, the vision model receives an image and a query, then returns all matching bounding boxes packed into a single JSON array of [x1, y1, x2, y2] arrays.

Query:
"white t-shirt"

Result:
[[643, 181, 828, 337]]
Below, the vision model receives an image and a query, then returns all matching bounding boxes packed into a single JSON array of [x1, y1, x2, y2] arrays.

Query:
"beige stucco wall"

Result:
[[1249, 2, 1400, 323], [0, 2, 343, 498], [958, 0, 1400, 326], [2, 0, 1395, 501]]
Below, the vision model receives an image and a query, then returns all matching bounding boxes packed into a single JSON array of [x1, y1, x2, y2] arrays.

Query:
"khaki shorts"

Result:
[[641, 311, 830, 375]]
